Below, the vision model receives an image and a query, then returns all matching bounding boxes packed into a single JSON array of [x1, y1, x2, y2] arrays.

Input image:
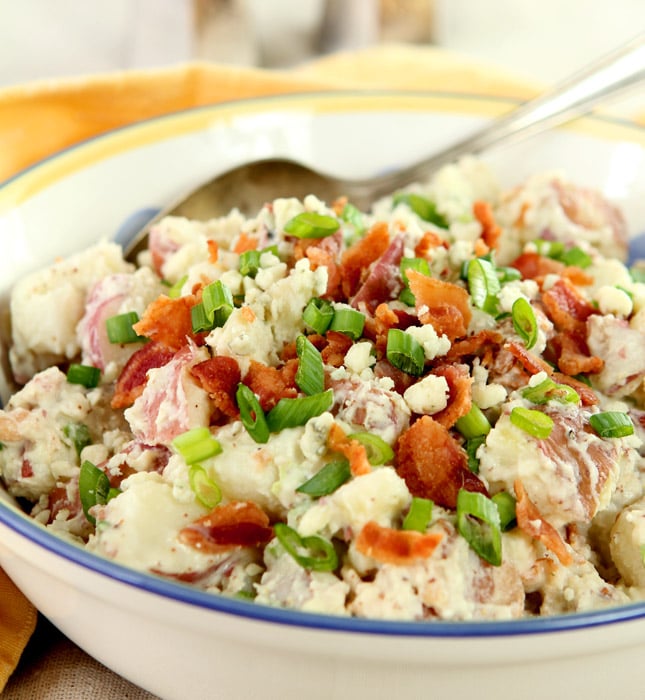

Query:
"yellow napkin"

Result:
[[0, 43, 640, 696]]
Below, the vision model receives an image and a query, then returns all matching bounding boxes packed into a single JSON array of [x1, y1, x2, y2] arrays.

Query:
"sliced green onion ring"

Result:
[[559, 246, 592, 269], [465, 434, 487, 474], [346, 432, 394, 465], [295, 334, 325, 396], [467, 258, 501, 315], [392, 192, 449, 229], [589, 411, 634, 438], [79, 460, 113, 526], [284, 212, 340, 239], [238, 249, 262, 277], [266, 389, 334, 433], [510, 406, 554, 439], [274, 522, 338, 571], [455, 404, 491, 439], [303, 297, 335, 335], [66, 363, 101, 388], [202, 280, 234, 328], [189, 464, 222, 509], [402, 497, 434, 532], [191, 302, 213, 333], [236, 383, 270, 444], [105, 311, 144, 344], [328, 307, 365, 340], [63, 423, 92, 456], [296, 459, 351, 497], [456, 489, 502, 566], [172, 427, 222, 465], [386, 328, 425, 376], [166, 274, 188, 299], [521, 376, 579, 405], [341, 202, 366, 235], [511, 297, 538, 350], [492, 492, 517, 531]]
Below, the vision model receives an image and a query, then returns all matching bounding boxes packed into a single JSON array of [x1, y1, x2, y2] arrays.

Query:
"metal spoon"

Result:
[[124, 32, 644, 261]]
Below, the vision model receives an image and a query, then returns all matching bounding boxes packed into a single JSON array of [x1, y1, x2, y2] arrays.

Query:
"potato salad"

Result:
[[2, 157, 645, 621]]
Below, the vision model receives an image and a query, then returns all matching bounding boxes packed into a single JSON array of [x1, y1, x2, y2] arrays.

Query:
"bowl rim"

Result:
[[1, 88, 645, 639], [2, 497, 645, 637]]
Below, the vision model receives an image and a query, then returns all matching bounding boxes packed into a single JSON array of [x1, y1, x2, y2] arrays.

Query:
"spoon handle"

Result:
[[366, 32, 645, 197]]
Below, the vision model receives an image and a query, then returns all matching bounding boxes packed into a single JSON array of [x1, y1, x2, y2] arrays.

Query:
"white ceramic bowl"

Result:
[[1, 92, 644, 700]]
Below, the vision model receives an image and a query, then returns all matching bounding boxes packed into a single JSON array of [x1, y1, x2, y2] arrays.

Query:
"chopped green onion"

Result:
[[238, 245, 279, 278], [274, 522, 338, 571], [284, 212, 340, 239], [341, 202, 366, 235], [79, 460, 113, 526], [172, 427, 222, 465], [328, 307, 365, 340], [296, 459, 351, 497], [167, 275, 188, 299], [402, 497, 434, 532], [347, 432, 394, 465], [189, 464, 221, 509], [105, 311, 144, 344], [589, 411, 634, 438], [521, 376, 579, 405], [266, 389, 334, 433], [303, 297, 335, 335], [191, 302, 212, 333], [456, 489, 502, 566], [202, 280, 234, 328], [559, 246, 592, 269], [534, 239, 565, 259], [392, 192, 449, 229], [511, 297, 538, 350], [295, 334, 325, 396], [509, 406, 554, 439], [386, 328, 425, 376], [238, 249, 262, 277], [497, 266, 522, 283], [467, 258, 500, 315], [492, 492, 517, 532], [455, 404, 491, 439], [63, 423, 91, 456], [465, 434, 487, 473], [236, 383, 270, 443], [66, 363, 101, 388]]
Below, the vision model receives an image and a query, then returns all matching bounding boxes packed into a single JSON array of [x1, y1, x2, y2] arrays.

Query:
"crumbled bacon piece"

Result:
[[111, 341, 176, 409], [190, 356, 241, 419], [429, 363, 473, 429], [179, 500, 273, 554], [473, 200, 502, 251], [506, 341, 553, 376], [350, 233, 405, 313], [552, 331, 604, 376], [444, 330, 504, 366], [133, 294, 202, 351], [542, 278, 597, 331], [414, 230, 447, 258], [232, 233, 259, 254], [320, 330, 354, 367], [510, 252, 566, 282], [355, 520, 443, 565], [295, 231, 343, 299], [243, 359, 298, 411], [327, 422, 371, 476], [552, 372, 598, 406], [207, 239, 219, 264], [514, 479, 572, 565], [340, 222, 390, 297], [406, 270, 471, 341], [395, 416, 487, 508]]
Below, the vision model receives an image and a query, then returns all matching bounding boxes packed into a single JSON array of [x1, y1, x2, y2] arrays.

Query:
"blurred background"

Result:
[[0, 0, 643, 89]]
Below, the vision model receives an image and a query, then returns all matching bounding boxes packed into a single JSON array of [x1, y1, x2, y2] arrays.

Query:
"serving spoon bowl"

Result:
[[124, 32, 644, 262]]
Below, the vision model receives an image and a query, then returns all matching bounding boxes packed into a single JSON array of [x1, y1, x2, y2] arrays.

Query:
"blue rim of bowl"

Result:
[[2, 495, 645, 637], [1, 89, 645, 638]]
